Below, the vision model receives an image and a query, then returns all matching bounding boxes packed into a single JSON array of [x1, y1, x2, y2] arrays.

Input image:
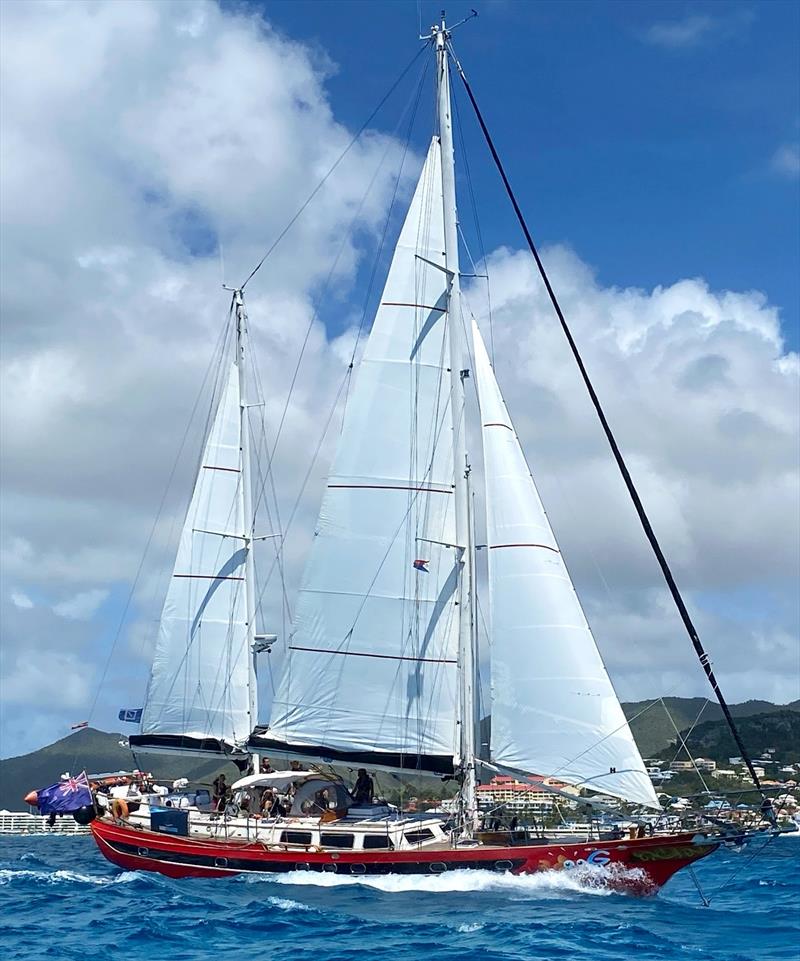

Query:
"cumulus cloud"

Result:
[[466, 245, 799, 703], [1, 1, 797, 757]]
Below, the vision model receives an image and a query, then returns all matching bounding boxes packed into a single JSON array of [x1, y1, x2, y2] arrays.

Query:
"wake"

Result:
[[247, 863, 647, 898]]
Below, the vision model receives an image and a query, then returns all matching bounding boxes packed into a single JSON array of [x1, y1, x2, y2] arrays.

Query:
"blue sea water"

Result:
[[0, 834, 797, 961]]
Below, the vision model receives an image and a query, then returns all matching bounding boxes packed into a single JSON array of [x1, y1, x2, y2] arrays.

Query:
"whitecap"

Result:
[[0, 867, 141, 886]]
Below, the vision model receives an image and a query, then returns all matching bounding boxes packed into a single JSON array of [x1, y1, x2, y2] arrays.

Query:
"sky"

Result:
[[1, 0, 798, 759]]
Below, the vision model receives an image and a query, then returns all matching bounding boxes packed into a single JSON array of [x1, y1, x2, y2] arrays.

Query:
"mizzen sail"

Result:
[[472, 322, 658, 808], [136, 361, 252, 753]]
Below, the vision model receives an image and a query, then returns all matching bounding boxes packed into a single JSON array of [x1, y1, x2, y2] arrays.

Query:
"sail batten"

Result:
[[264, 140, 460, 771], [472, 321, 659, 808]]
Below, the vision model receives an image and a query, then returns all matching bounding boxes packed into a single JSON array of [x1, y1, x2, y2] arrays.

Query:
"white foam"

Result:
[[267, 896, 312, 912], [262, 864, 640, 898], [456, 922, 484, 933]]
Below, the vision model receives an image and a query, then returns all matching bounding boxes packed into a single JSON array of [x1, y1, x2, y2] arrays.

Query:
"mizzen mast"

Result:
[[233, 289, 259, 737]]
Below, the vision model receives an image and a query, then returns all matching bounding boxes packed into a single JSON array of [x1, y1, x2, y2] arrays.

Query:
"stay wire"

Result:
[[240, 43, 428, 291], [75, 307, 233, 768], [448, 39, 766, 799]]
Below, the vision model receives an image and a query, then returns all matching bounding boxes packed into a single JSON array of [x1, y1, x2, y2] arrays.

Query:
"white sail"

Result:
[[262, 139, 460, 772], [139, 361, 252, 750], [472, 323, 659, 807]]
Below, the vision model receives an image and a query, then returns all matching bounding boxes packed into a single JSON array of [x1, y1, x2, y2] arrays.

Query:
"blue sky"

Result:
[[258, 0, 799, 347], [1, 0, 797, 759]]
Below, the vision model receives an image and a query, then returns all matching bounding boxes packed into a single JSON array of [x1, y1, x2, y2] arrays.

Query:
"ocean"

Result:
[[1, 834, 797, 961]]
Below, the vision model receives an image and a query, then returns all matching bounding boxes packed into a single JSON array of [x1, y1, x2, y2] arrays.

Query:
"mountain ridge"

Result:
[[2, 697, 798, 811]]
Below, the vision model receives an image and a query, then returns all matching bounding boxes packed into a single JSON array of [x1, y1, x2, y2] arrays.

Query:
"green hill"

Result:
[[0, 728, 241, 812], [655, 710, 800, 766], [622, 697, 799, 758]]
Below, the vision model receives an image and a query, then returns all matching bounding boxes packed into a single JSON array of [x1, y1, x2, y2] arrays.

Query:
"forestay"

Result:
[[137, 362, 252, 752], [472, 323, 659, 808], [262, 139, 460, 773]]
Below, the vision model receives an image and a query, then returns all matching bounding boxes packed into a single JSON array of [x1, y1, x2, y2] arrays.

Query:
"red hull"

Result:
[[90, 817, 718, 893]]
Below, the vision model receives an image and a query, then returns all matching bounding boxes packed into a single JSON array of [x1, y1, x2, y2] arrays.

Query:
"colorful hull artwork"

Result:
[[90, 818, 719, 894]]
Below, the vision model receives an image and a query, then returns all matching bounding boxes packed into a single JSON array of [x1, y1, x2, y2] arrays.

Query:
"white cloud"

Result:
[[466, 245, 799, 703], [0, 0, 796, 756], [642, 10, 754, 50], [52, 588, 110, 621], [9, 591, 33, 610], [771, 143, 800, 179]]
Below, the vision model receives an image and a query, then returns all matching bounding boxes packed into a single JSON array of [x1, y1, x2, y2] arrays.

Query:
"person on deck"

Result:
[[260, 757, 273, 774], [290, 760, 306, 772], [212, 774, 227, 811], [352, 769, 374, 805]]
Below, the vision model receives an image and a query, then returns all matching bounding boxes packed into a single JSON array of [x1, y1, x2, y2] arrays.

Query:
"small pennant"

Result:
[[413, 559, 429, 573], [70, 721, 89, 730]]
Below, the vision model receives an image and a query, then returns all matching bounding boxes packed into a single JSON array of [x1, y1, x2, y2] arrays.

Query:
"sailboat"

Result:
[[68, 17, 778, 892]]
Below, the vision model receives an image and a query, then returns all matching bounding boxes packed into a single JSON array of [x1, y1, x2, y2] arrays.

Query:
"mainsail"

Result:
[[134, 361, 253, 754], [257, 139, 461, 773], [472, 322, 659, 808]]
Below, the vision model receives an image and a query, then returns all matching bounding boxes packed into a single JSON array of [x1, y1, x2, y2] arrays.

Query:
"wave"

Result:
[[0, 868, 141, 887]]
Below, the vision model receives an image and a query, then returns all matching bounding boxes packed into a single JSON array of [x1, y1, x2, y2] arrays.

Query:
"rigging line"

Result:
[[449, 41, 767, 799], [662, 698, 712, 795], [240, 43, 428, 291], [343, 57, 431, 419], [452, 75, 495, 364], [251, 54, 430, 531], [80, 306, 233, 750], [710, 833, 776, 903]]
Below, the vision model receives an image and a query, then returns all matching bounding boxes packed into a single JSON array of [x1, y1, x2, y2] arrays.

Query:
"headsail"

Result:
[[256, 139, 460, 773], [472, 322, 659, 808], [134, 361, 252, 755]]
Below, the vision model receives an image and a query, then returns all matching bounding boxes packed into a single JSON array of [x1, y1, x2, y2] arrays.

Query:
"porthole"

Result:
[[494, 860, 513, 872], [297, 863, 311, 872], [137, 847, 150, 857], [350, 864, 366, 875], [322, 863, 337, 873], [429, 862, 447, 874], [214, 857, 228, 868]]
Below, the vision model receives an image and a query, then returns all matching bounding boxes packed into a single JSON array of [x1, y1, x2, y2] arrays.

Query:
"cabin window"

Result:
[[281, 831, 313, 845], [363, 834, 394, 850], [320, 833, 354, 849], [404, 829, 435, 845]]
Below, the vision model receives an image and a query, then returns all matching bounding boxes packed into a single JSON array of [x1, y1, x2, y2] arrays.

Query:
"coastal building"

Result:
[[669, 760, 695, 773], [695, 758, 717, 773], [0, 810, 90, 835], [476, 775, 579, 817]]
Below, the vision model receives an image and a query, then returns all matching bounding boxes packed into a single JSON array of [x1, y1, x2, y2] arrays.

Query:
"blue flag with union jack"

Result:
[[36, 771, 92, 814]]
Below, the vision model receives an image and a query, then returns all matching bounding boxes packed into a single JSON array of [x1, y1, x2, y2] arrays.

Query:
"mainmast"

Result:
[[233, 289, 259, 739], [434, 18, 478, 835]]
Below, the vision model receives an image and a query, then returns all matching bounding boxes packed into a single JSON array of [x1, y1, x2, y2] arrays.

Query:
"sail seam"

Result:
[[289, 644, 456, 664], [489, 542, 560, 553], [327, 483, 453, 493], [172, 574, 245, 581], [202, 465, 241, 473], [381, 301, 447, 311]]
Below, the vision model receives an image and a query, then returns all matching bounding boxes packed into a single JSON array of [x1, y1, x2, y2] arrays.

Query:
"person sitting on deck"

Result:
[[351, 769, 374, 805], [290, 760, 306, 772], [260, 757, 273, 774]]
